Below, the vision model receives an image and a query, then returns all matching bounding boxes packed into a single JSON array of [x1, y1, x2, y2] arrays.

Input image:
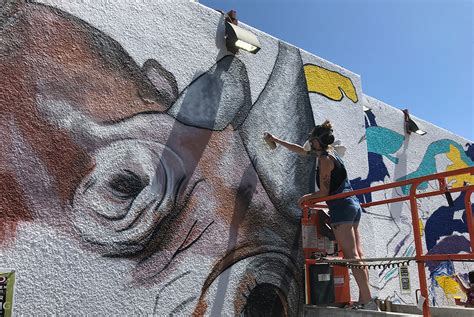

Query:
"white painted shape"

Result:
[[453, 210, 464, 222], [318, 274, 331, 282], [334, 277, 345, 286]]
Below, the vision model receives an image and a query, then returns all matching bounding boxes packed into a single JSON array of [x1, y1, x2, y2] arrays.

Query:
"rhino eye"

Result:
[[109, 169, 147, 199]]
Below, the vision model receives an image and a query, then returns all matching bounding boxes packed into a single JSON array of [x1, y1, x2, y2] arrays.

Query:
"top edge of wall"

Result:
[[193, 1, 361, 81]]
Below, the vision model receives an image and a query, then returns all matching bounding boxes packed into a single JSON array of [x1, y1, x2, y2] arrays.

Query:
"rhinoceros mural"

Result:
[[1, 1, 318, 315]]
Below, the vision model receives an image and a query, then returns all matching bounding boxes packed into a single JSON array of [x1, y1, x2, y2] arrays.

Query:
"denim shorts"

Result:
[[327, 196, 362, 226]]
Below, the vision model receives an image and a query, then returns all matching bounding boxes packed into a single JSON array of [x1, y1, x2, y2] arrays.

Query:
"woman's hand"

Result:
[[264, 132, 278, 150], [264, 132, 276, 142], [298, 193, 314, 207], [264, 133, 307, 155]]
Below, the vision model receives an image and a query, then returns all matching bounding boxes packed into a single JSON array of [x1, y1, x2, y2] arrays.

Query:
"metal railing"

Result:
[[300, 166, 474, 317]]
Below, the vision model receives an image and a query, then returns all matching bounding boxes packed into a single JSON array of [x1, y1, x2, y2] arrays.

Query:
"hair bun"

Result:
[[321, 120, 333, 130], [321, 133, 335, 145]]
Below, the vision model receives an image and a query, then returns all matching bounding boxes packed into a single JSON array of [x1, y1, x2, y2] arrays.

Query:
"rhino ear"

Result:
[[140, 59, 178, 109], [166, 55, 251, 131]]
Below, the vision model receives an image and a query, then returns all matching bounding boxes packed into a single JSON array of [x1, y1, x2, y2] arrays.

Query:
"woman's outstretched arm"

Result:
[[265, 133, 307, 155]]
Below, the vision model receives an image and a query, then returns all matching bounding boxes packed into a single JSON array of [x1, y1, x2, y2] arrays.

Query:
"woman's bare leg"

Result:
[[354, 223, 369, 302], [333, 223, 372, 304]]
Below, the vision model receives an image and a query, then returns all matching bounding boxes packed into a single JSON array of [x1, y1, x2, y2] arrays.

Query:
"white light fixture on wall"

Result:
[[224, 10, 261, 54], [403, 109, 427, 136]]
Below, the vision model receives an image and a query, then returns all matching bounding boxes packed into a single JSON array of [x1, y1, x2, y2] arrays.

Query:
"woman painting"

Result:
[[265, 120, 379, 310]]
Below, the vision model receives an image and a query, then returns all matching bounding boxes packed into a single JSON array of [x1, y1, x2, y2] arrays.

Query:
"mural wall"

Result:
[[0, 0, 472, 314], [360, 96, 474, 307]]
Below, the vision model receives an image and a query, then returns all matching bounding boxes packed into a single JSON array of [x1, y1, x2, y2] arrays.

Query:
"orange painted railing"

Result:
[[300, 166, 474, 317]]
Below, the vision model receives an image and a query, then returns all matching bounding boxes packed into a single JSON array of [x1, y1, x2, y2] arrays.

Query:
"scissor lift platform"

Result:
[[301, 166, 474, 317]]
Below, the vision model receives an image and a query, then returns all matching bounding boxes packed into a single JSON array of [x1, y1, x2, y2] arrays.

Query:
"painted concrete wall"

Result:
[[0, 0, 472, 315], [360, 96, 474, 307]]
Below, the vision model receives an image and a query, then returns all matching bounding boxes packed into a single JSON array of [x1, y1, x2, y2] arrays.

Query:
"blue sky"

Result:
[[200, 0, 473, 140]]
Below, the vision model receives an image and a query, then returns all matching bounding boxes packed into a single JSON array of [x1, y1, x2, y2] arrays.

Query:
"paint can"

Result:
[[263, 132, 277, 150]]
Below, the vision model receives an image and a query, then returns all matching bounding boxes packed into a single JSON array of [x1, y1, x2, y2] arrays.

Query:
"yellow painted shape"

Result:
[[434, 276, 465, 298], [446, 145, 474, 187], [304, 64, 358, 103], [419, 218, 424, 237]]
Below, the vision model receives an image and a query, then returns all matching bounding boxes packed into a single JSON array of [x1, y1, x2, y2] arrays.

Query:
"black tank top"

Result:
[[315, 151, 347, 195]]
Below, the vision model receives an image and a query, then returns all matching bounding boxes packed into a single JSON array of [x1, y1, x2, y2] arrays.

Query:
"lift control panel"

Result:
[[302, 209, 350, 305]]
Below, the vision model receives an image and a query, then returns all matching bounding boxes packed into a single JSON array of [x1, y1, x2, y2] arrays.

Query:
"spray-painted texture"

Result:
[[0, 1, 472, 314]]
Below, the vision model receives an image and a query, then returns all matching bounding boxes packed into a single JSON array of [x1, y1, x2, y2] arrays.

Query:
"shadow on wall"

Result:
[[425, 190, 473, 252]]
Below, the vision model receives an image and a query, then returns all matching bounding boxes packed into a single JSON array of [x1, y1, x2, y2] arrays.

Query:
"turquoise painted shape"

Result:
[[366, 126, 405, 163], [383, 268, 398, 281], [397, 139, 474, 194]]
